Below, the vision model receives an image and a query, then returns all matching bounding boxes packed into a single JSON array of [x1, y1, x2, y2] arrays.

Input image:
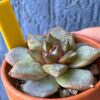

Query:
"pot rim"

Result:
[[1, 34, 100, 100]]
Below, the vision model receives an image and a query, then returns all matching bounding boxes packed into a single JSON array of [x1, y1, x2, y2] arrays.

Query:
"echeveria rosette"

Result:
[[5, 27, 100, 98]]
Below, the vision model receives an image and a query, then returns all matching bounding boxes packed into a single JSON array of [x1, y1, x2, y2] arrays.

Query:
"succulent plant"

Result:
[[9, 60, 48, 80], [22, 76, 59, 97], [56, 69, 94, 91], [70, 45, 100, 68], [6, 27, 100, 98]]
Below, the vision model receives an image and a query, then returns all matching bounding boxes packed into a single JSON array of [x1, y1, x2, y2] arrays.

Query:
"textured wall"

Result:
[[12, 0, 100, 39], [0, 0, 100, 99], [1, 0, 100, 59]]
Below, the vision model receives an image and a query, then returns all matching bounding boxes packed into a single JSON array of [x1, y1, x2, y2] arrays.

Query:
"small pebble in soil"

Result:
[[59, 89, 71, 97], [68, 89, 78, 95], [59, 88, 78, 98]]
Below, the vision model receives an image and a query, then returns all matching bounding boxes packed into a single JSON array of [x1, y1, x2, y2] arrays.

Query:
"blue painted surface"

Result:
[[0, 0, 100, 99]]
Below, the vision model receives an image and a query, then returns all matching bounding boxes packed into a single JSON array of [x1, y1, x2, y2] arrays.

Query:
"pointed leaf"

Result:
[[50, 27, 75, 52], [43, 41, 53, 52], [22, 76, 59, 97], [62, 39, 70, 52], [50, 27, 67, 40], [43, 64, 69, 77], [9, 60, 48, 80], [50, 44, 62, 57], [27, 34, 45, 51], [61, 34, 75, 52], [28, 50, 45, 64], [43, 44, 63, 64], [47, 34, 60, 43], [43, 54, 58, 64], [5, 47, 33, 66], [70, 45, 100, 68], [59, 51, 76, 64], [56, 69, 94, 91], [43, 34, 62, 53]]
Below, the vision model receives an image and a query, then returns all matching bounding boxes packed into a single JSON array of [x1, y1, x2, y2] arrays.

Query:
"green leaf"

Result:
[[59, 51, 76, 64], [5, 47, 33, 66], [22, 76, 59, 97], [43, 53, 58, 64], [43, 41, 53, 52], [61, 34, 75, 52], [51, 45, 62, 57], [50, 27, 67, 40], [50, 27, 75, 52], [43, 34, 61, 52], [46, 34, 60, 43], [62, 39, 70, 52], [9, 60, 48, 80], [70, 45, 100, 68], [28, 50, 45, 64], [43, 45, 62, 64], [43, 64, 69, 77], [27, 34, 45, 51], [56, 69, 94, 91]]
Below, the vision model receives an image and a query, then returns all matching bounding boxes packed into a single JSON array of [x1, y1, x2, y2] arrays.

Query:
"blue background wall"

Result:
[[1, 0, 100, 99]]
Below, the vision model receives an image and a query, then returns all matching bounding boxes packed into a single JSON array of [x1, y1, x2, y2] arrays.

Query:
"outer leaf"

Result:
[[22, 76, 59, 97], [70, 45, 100, 68], [43, 64, 68, 77], [56, 69, 94, 91], [5, 47, 33, 66], [9, 60, 48, 80]]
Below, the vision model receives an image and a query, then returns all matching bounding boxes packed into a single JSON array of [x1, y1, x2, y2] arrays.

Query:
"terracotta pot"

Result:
[[1, 34, 100, 100]]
